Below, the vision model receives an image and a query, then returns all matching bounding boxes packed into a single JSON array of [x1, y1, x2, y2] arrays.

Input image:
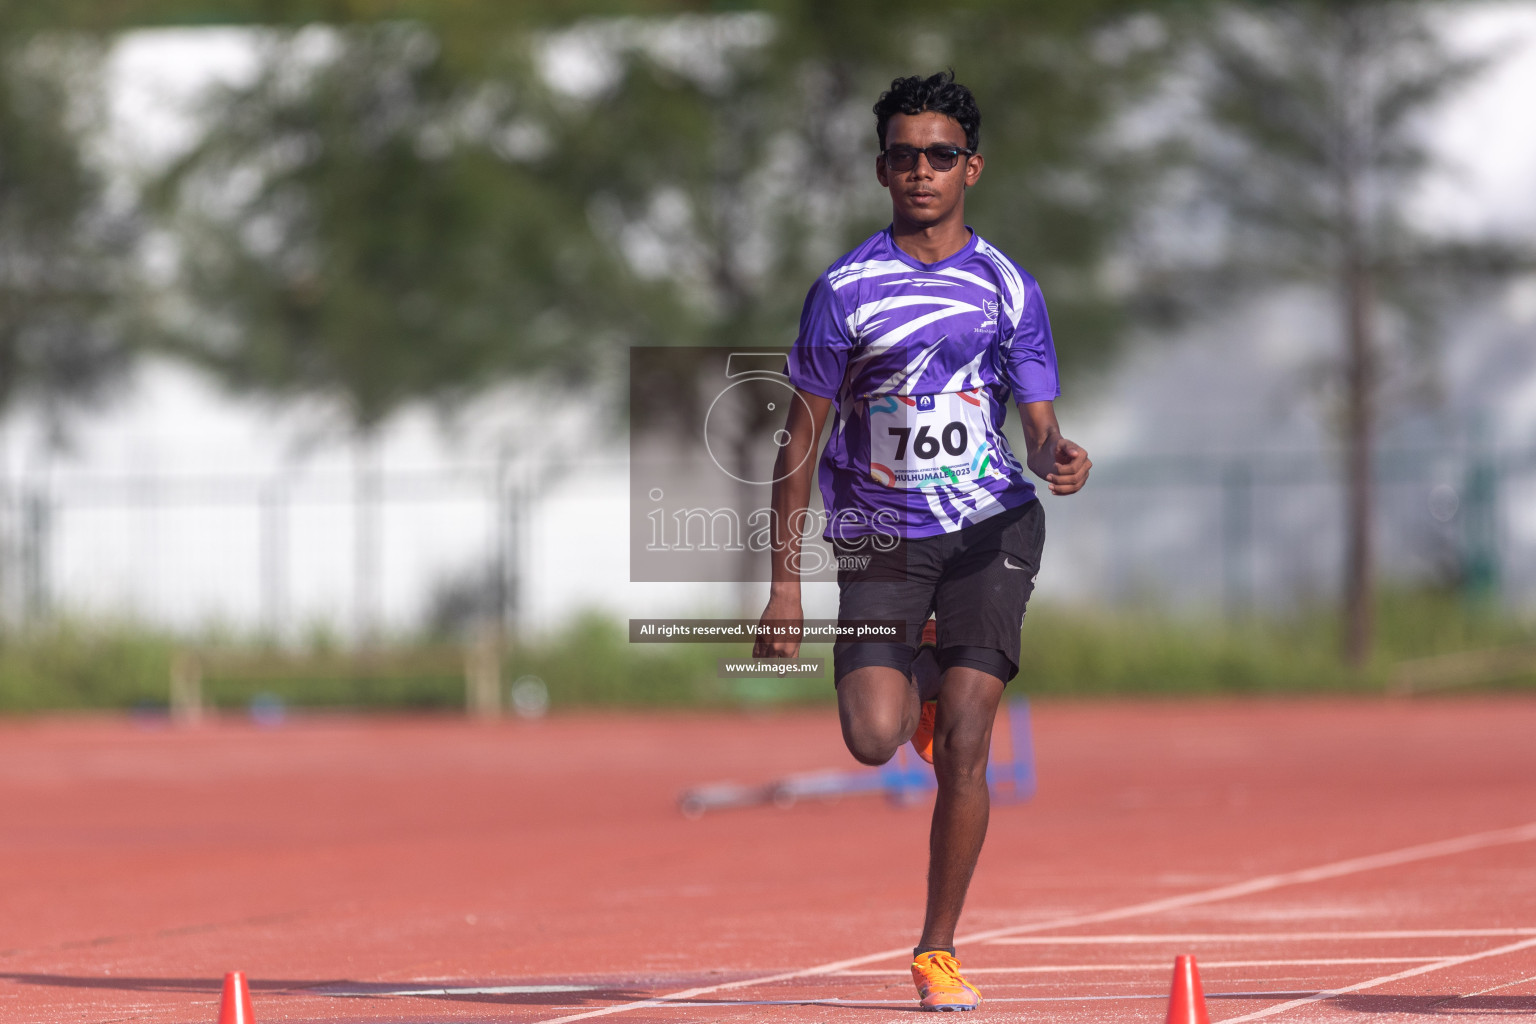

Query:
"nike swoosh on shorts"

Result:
[[1004, 558, 1030, 571]]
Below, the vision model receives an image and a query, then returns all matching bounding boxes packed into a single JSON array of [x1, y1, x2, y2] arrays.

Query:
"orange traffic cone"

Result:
[[217, 971, 255, 1024], [1165, 955, 1210, 1024]]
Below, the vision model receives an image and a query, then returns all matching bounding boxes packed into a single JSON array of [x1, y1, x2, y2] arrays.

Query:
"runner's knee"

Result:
[[836, 666, 914, 765], [934, 739, 990, 785], [932, 688, 1000, 782], [841, 709, 905, 765]]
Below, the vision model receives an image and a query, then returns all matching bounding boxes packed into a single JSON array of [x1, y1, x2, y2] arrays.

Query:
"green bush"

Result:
[[0, 623, 176, 711]]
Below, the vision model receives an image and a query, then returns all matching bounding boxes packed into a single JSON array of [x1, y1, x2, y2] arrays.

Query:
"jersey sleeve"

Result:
[[787, 274, 853, 400], [1003, 280, 1060, 403]]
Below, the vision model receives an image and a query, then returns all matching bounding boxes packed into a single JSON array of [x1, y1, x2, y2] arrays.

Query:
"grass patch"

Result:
[[0, 613, 831, 713], [0, 591, 1531, 713], [1021, 589, 1536, 696]]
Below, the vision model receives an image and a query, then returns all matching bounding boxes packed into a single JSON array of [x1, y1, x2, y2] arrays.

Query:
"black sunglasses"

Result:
[[881, 144, 975, 173]]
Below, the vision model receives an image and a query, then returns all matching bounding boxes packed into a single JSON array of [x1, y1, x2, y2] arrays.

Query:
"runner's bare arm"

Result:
[[753, 388, 834, 659], [1019, 400, 1091, 496]]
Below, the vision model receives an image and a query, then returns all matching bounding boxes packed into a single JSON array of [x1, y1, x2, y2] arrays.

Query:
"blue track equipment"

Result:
[[678, 699, 1036, 818]]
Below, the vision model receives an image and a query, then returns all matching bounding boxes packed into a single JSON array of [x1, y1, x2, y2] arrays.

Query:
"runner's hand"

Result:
[[752, 595, 803, 659], [1046, 439, 1091, 495]]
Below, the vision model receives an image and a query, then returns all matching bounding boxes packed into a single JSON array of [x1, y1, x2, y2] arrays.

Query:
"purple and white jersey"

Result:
[[788, 227, 1059, 541]]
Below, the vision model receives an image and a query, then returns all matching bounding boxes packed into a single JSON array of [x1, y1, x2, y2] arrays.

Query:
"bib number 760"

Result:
[[887, 422, 968, 461]]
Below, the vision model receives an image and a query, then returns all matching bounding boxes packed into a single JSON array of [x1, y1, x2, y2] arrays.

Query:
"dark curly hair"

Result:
[[873, 70, 980, 152]]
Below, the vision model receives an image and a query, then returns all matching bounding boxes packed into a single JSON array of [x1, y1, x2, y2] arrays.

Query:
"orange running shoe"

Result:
[[911, 950, 981, 1012], [911, 699, 938, 764], [910, 619, 939, 764]]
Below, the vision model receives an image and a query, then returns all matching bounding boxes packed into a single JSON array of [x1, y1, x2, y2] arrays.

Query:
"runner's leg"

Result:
[[918, 664, 1006, 949], [916, 501, 1042, 945]]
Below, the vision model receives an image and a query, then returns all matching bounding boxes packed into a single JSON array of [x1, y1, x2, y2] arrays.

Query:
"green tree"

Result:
[[155, 22, 624, 431], [0, 26, 134, 436], [1183, 0, 1512, 666]]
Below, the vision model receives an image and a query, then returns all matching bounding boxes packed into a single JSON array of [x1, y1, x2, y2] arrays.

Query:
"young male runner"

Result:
[[752, 71, 1091, 1012]]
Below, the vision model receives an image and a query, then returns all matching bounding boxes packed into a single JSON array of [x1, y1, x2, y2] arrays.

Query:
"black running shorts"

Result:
[[831, 498, 1045, 685]]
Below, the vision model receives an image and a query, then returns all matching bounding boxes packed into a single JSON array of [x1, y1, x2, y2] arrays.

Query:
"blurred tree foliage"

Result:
[[0, 16, 135, 435], [1171, 0, 1518, 666], [150, 1, 1176, 436], [153, 22, 635, 431]]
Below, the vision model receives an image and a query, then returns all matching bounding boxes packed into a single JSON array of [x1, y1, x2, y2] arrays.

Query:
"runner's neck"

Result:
[[890, 225, 974, 267]]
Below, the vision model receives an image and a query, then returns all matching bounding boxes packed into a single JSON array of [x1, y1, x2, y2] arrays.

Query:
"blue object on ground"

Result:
[[677, 698, 1036, 817]]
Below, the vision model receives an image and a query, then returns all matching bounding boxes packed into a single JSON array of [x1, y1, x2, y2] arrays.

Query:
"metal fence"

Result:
[[1047, 446, 1533, 615], [1, 445, 1532, 639], [0, 460, 542, 637]]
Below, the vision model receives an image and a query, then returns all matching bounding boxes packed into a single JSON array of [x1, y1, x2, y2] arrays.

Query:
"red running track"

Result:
[[2, 697, 1535, 1023]]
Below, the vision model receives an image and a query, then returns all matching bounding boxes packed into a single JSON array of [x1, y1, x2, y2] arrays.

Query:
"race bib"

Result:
[[867, 389, 999, 490]]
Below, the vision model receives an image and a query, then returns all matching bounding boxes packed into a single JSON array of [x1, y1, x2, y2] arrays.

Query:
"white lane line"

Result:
[[833, 958, 1447, 975], [545, 990, 1325, 1009], [1217, 935, 1536, 1022], [988, 928, 1536, 944], [324, 984, 600, 997], [960, 821, 1536, 948], [1459, 970, 1536, 998], [534, 820, 1536, 1024]]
